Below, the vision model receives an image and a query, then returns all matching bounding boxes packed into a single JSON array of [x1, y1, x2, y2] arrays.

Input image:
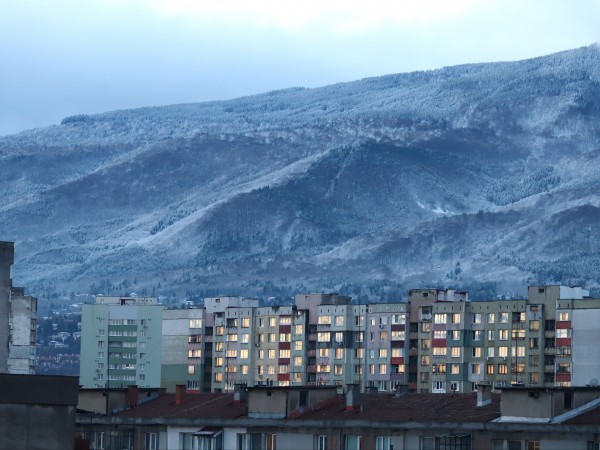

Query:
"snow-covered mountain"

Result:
[[2, 44, 600, 300]]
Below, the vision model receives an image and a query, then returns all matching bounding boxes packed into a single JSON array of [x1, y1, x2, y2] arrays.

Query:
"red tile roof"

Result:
[[117, 393, 247, 419], [296, 392, 501, 423]]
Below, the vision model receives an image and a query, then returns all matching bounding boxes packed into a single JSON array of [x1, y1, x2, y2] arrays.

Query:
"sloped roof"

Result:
[[116, 393, 246, 419], [297, 392, 501, 423], [564, 405, 600, 424]]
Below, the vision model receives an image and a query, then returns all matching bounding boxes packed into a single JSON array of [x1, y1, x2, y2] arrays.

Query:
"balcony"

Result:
[[544, 347, 556, 355], [545, 330, 555, 338], [307, 349, 317, 357], [544, 365, 554, 373], [409, 332, 419, 340], [409, 348, 419, 356]]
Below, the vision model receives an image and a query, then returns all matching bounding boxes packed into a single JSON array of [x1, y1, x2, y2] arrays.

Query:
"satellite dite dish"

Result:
[[589, 378, 598, 387]]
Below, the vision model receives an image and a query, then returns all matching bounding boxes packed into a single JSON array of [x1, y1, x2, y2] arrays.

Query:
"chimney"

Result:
[[175, 384, 187, 405], [346, 384, 361, 412], [126, 385, 139, 408], [477, 383, 492, 407], [233, 384, 248, 405]]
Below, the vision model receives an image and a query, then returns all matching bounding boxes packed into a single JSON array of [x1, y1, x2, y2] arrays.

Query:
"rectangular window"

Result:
[[335, 315, 344, 326], [434, 313, 447, 324], [558, 312, 570, 321], [498, 364, 508, 374], [451, 330, 461, 341], [473, 313, 482, 324], [432, 347, 447, 356], [145, 433, 158, 450], [472, 347, 482, 358], [317, 332, 330, 342], [294, 340, 303, 351], [335, 348, 344, 359], [499, 329, 508, 340], [279, 316, 291, 325], [487, 330, 495, 341], [241, 317, 250, 328], [486, 364, 494, 375], [498, 346, 508, 357], [294, 325, 303, 335], [487, 347, 495, 358], [268, 317, 277, 327], [529, 320, 540, 331], [316, 435, 327, 450], [318, 316, 331, 325], [375, 436, 392, 450], [189, 319, 202, 329], [556, 329, 572, 338], [451, 347, 461, 358], [379, 364, 387, 374], [391, 314, 405, 325], [472, 330, 482, 341], [451, 313, 461, 324], [345, 435, 362, 450], [499, 312, 508, 323], [451, 364, 460, 375], [265, 433, 277, 450], [487, 313, 495, 324], [237, 434, 249, 450]]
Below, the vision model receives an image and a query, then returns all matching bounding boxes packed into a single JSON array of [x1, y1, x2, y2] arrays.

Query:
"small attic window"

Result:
[[538, 288, 545, 294]]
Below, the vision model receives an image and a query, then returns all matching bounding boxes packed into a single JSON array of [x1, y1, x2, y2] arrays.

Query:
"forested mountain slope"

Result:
[[2, 44, 600, 300]]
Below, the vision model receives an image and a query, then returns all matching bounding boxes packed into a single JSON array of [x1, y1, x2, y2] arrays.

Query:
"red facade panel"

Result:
[[432, 339, 447, 347], [277, 373, 290, 382], [279, 324, 292, 333], [278, 342, 291, 350], [556, 321, 572, 329], [390, 357, 404, 365], [556, 338, 572, 347], [556, 373, 571, 382]]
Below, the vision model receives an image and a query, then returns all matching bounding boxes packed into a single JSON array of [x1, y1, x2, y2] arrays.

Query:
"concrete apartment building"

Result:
[[77, 284, 600, 395], [0, 241, 37, 375], [161, 308, 205, 393], [80, 296, 163, 389]]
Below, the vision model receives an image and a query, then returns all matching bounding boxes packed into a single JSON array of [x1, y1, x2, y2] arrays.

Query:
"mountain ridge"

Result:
[[2, 44, 600, 301]]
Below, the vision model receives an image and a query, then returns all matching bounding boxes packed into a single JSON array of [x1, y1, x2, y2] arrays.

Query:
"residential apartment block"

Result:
[[80, 296, 163, 388], [79, 285, 600, 395], [0, 241, 37, 375]]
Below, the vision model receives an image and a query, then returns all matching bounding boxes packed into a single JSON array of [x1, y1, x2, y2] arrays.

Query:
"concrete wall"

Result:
[[0, 374, 78, 450], [0, 242, 14, 373], [572, 309, 600, 386], [500, 390, 554, 418], [0, 403, 76, 450], [248, 390, 288, 418]]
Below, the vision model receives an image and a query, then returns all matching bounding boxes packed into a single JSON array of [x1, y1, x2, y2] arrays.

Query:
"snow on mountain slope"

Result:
[[2, 44, 600, 300]]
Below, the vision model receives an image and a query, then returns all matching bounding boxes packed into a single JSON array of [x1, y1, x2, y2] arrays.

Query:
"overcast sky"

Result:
[[1, 0, 599, 136]]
